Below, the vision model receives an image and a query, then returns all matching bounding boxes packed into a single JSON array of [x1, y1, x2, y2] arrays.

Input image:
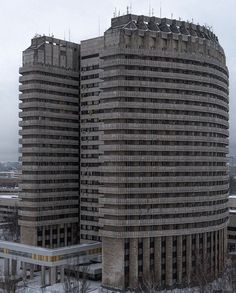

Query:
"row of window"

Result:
[[105, 218, 227, 232], [102, 75, 228, 95], [100, 180, 228, 188], [103, 54, 228, 76]]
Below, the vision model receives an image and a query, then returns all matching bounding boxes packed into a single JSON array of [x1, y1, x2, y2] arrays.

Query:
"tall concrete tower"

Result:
[[18, 14, 229, 292], [80, 37, 104, 242], [98, 15, 229, 291], [19, 36, 80, 247]]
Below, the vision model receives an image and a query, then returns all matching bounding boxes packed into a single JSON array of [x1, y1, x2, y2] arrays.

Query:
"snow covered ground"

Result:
[[0, 257, 232, 293], [16, 272, 101, 293]]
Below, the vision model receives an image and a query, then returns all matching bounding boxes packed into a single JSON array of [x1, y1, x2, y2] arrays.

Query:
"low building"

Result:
[[0, 194, 18, 222], [0, 171, 19, 194], [228, 195, 236, 252], [0, 194, 19, 241], [0, 241, 101, 286]]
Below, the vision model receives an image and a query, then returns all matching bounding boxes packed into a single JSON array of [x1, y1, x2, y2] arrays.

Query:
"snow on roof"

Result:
[[0, 194, 18, 199]]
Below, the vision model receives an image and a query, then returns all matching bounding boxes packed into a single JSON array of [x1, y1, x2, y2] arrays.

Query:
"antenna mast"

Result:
[[98, 18, 101, 36], [115, 7, 117, 17]]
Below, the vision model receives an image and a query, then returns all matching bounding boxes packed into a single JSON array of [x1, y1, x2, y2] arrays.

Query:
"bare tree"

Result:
[[190, 251, 216, 293], [79, 265, 91, 293], [63, 263, 80, 293], [0, 269, 19, 293], [125, 272, 160, 293], [63, 262, 91, 293], [216, 256, 236, 292], [1, 275, 17, 293]]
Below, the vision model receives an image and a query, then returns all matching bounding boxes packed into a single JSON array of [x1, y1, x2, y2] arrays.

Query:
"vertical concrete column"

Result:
[[215, 230, 218, 277], [4, 258, 9, 276], [11, 259, 17, 277], [195, 233, 199, 265], [177, 235, 182, 285], [49, 266, 51, 284], [143, 238, 150, 280], [219, 229, 223, 273], [65, 224, 68, 246], [22, 262, 27, 280], [50, 267, 57, 285], [211, 232, 214, 275], [165, 236, 173, 287], [17, 260, 21, 274], [30, 264, 34, 279], [102, 237, 125, 290], [223, 228, 227, 265], [41, 266, 46, 287], [186, 235, 192, 285], [194, 233, 199, 283], [60, 266, 65, 283], [203, 233, 207, 271], [154, 237, 162, 286], [42, 226, 45, 247], [57, 226, 60, 247], [129, 238, 138, 288], [64, 224, 67, 246], [50, 227, 53, 247]]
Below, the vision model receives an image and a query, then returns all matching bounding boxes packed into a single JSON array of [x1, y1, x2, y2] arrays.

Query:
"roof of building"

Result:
[[108, 14, 219, 44], [0, 194, 18, 200]]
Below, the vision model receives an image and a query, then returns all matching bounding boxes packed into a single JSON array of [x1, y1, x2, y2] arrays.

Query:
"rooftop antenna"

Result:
[[127, 5, 129, 14], [160, 1, 162, 18], [98, 17, 101, 36], [152, 8, 154, 16], [130, 1, 132, 13], [69, 28, 71, 42], [113, 8, 116, 18], [118, 10, 121, 17], [148, 0, 151, 17], [171, 13, 173, 19]]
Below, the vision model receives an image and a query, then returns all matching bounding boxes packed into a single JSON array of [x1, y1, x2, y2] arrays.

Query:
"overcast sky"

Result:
[[0, 0, 235, 161]]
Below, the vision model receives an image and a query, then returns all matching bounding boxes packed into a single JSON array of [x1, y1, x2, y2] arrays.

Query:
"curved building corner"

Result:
[[98, 14, 229, 291]]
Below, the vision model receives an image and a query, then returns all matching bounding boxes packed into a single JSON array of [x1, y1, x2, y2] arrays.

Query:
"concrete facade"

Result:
[[19, 14, 229, 292], [19, 36, 80, 247], [98, 15, 229, 291], [80, 37, 104, 242]]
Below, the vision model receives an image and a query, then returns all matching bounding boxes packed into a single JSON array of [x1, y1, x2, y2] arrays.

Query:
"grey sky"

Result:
[[0, 0, 235, 161]]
